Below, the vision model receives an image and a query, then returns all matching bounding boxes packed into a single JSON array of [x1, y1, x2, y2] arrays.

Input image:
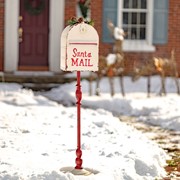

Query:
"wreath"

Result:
[[67, 17, 94, 26], [24, 0, 45, 16]]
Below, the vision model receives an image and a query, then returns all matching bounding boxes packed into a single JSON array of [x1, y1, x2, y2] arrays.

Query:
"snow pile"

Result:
[[0, 81, 169, 179], [44, 76, 180, 131]]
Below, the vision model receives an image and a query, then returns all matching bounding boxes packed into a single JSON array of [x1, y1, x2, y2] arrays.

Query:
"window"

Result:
[[122, 0, 147, 40], [118, 0, 155, 51], [102, 0, 169, 49]]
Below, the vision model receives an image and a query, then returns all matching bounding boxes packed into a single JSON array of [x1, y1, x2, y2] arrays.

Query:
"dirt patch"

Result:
[[119, 115, 180, 180]]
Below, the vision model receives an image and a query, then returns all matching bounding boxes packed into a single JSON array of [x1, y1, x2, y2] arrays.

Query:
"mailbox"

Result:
[[61, 22, 99, 71]]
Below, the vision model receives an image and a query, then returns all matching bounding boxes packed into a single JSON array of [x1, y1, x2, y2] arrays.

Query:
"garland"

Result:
[[24, 0, 45, 16], [67, 17, 94, 26], [78, 0, 91, 19]]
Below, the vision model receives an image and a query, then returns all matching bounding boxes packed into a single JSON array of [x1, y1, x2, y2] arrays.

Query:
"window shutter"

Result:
[[153, 0, 169, 44], [102, 0, 118, 43]]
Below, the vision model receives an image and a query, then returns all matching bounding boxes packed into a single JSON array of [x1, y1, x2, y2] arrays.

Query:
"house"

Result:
[[0, 0, 179, 81], [92, 0, 180, 76]]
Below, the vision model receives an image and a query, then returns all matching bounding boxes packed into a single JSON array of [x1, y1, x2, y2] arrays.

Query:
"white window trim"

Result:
[[117, 0, 155, 52]]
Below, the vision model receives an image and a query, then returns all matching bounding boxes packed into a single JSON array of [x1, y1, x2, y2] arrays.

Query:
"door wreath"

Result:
[[24, 0, 45, 16]]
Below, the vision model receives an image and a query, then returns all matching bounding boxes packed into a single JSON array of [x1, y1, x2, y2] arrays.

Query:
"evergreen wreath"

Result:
[[24, 0, 45, 16], [67, 17, 94, 26]]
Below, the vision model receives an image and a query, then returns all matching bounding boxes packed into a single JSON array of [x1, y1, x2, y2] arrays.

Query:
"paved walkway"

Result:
[[120, 115, 180, 180]]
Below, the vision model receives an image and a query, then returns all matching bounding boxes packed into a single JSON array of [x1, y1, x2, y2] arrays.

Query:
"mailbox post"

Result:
[[75, 70, 82, 169], [60, 18, 99, 173]]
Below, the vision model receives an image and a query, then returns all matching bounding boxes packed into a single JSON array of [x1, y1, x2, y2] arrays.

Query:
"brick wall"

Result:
[[0, 0, 179, 74], [168, 0, 180, 74], [92, 0, 180, 75], [66, 0, 180, 75], [0, 0, 4, 71], [64, 0, 76, 27]]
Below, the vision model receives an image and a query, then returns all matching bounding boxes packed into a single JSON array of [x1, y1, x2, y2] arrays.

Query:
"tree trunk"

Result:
[[119, 75, 125, 97], [109, 77, 114, 97]]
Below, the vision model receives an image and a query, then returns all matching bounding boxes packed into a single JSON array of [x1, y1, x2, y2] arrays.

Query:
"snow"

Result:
[[106, 54, 117, 65], [113, 27, 124, 40], [0, 75, 179, 180]]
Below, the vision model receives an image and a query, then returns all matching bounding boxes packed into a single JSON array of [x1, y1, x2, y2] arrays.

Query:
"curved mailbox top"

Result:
[[61, 22, 99, 71]]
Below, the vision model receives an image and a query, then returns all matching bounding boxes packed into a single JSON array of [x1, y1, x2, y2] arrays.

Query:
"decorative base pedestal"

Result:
[[71, 168, 92, 175], [60, 166, 95, 176]]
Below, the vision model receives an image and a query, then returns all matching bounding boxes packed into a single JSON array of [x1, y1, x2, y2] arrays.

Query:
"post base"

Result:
[[60, 166, 99, 176], [71, 168, 91, 175]]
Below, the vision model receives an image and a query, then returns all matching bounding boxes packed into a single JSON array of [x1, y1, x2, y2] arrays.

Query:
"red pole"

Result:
[[75, 71, 83, 169]]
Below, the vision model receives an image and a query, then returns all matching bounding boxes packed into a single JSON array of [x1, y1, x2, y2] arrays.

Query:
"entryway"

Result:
[[18, 0, 49, 71], [5, 0, 64, 73]]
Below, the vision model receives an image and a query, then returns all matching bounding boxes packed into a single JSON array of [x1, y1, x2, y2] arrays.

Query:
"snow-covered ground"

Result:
[[0, 75, 179, 180]]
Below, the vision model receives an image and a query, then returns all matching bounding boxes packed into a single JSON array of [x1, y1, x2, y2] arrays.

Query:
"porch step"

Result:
[[0, 72, 76, 84]]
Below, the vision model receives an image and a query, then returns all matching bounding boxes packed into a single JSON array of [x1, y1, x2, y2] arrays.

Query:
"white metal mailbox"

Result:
[[61, 22, 99, 71]]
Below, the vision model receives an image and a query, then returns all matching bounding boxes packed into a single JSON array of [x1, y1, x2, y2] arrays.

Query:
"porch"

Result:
[[0, 71, 77, 91]]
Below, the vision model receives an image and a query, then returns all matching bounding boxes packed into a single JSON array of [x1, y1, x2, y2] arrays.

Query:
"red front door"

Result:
[[19, 0, 49, 71]]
